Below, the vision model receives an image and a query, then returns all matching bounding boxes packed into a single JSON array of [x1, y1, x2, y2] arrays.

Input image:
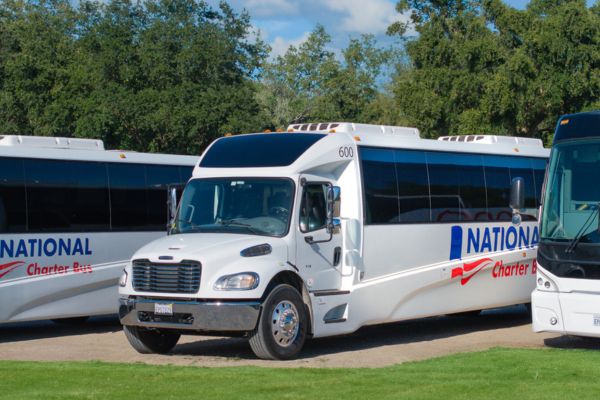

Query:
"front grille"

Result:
[[132, 259, 201, 294]]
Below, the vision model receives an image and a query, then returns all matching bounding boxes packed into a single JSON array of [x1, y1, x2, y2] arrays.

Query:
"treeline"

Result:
[[0, 0, 598, 154]]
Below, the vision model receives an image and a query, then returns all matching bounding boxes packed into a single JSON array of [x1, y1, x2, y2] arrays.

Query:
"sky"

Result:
[[206, 0, 596, 58]]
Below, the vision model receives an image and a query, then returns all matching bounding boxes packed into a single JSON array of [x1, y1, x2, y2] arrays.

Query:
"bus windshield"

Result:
[[173, 178, 294, 237], [541, 140, 600, 244]]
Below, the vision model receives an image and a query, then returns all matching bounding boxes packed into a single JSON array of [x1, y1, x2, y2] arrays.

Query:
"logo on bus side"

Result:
[[449, 225, 539, 260], [0, 237, 93, 280], [451, 258, 538, 286]]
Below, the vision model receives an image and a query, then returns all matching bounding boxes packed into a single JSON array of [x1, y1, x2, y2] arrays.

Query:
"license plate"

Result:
[[154, 303, 173, 316]]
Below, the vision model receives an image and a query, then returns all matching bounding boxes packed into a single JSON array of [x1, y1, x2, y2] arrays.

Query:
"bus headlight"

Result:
[[214, 272, 259, 291], [119, 270, 128, 287]]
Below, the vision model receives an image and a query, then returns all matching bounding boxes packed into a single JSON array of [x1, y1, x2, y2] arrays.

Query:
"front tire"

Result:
[[123, 325, 180, 354], [249, 284, 308, 360]]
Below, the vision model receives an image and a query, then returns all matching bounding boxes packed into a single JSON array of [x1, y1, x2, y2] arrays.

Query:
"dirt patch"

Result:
[[0, 306, 562, 368]]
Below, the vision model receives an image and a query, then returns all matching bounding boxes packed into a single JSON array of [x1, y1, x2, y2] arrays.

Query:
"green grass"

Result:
[[1, 348, 600, 399]]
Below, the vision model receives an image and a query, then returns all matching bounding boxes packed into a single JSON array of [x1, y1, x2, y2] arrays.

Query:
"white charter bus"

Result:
[[118, 123, 549, 359], [0, 135, 197, 324], [533, 111, 600, 337]]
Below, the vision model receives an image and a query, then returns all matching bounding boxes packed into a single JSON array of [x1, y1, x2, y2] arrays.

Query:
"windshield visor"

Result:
[[174, 178, 294, 237], [541, 140, 600, 244]]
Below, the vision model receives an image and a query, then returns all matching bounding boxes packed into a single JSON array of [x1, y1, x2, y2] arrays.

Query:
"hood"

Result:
[[132, 233, 288, 265]]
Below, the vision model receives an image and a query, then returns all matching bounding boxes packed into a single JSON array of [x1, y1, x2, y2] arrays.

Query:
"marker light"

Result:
[[240, 243, 272, 257], [119, 270, 128, 287], [214, 272, 259, 291]]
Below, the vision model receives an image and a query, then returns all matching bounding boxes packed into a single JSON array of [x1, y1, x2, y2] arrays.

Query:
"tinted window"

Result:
[[508, 157, 537, 221], [456, 153, 487, 222], [395, 150, 430, 223], [483, 155, 512, 221], [108, 164, 148, 230], [361, 148, 399, 224], [24, 159, 110, 232], [531, 158, 547, 206], [200, 134, 326, 168], [362, 147, 545, 225], [300, 184, 328, 232], [427, 152, 461, 222], [0, 158, 26, 232], [146, 166, 182, 230]]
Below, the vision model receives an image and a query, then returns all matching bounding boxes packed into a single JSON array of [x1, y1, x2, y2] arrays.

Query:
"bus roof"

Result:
[[554, 111, 600, 143], [285, 122, 548, 158], [0, 135, 198, 166]]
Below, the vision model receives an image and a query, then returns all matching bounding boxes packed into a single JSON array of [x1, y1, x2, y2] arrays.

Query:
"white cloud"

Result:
[[269, 31, 311, 58], [232, 0, 299, 17], [321, 0, 411, 35]]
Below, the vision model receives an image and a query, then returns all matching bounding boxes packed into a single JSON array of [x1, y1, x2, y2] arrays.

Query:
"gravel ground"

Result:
[[1, 306, 593, 368]]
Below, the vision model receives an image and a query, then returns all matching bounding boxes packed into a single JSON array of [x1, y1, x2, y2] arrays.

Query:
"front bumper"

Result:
[[532, 289, 600, 338], [119, 297, 261, 332]]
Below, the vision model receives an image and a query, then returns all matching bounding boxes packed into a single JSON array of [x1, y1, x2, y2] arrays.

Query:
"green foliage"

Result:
[[0, 0, 268, 154], [256, 25, 394, 130], [390, 0, 600, 139]]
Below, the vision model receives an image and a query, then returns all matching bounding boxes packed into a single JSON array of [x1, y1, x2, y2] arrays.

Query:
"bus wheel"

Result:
[[123, 325, 180, 354], [249, 284, 307, 360], [52, 316, 89, 325]]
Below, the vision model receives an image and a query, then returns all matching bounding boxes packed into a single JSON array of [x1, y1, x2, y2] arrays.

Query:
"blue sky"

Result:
[[206, 0, 596, 57]]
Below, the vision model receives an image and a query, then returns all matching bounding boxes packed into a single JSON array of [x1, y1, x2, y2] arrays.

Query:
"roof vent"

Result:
[[438, 135, 544, 147], [0, 135, 105, 150]]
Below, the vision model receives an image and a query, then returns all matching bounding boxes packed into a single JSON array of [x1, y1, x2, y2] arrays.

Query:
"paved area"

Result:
[[0, 306, 594, 368]]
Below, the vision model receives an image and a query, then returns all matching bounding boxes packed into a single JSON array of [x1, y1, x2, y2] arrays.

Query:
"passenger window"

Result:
[[24, 159, 110, 232], [455, 153, 487, 222], [426, 152, 461, 223], [483, 155, 512, 221], [361, 148, 399, 224], [395, 150, 430, 223], [108, 164, 148, 230], [146, 165, 182, 230], [300, 184, 328, 232], [0, 158, 26, 232], [508, 157, 538, 221]]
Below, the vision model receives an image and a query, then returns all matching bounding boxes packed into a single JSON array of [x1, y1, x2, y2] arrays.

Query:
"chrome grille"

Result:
[[132, 259, 201, 294]]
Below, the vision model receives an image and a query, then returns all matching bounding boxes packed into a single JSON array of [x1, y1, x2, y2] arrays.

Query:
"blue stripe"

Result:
[[450, 226, 463, 260]]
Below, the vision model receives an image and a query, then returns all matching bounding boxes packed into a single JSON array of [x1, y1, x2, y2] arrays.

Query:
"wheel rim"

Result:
[[271, 300, 300, 347]]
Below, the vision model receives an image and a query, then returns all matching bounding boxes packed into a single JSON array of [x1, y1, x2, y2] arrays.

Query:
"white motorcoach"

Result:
[[533, 111, 600, 337], [0, 135, 197, 324], [118, 123, 549, 359]]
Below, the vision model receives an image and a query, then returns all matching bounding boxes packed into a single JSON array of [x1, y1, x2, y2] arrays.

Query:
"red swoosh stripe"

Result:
[[451, 258, 493, 286], [0, 261, 25, 279]]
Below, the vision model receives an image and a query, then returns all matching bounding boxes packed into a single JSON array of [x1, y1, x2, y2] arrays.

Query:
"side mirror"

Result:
[[326, 186, 341, 233], [510, 177, 525, 225], [167, 186, 178, 234]]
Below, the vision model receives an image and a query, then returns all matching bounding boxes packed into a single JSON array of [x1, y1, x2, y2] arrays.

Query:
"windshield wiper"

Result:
[[565, 203, 600, 253], [219, 219, 263, 235]]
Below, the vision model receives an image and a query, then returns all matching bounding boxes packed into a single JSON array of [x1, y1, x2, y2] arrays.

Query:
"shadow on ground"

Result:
[[544, 335, 600, 350], [0, 315, 122, 344], [171, 305, 532, 361]]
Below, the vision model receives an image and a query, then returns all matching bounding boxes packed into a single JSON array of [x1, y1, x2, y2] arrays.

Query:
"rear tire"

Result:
[[249, 284, 308, 360], [123, 325, 180, 354]]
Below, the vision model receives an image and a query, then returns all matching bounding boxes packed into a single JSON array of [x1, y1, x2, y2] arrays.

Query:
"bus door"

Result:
[[295, 176, 343, 291]]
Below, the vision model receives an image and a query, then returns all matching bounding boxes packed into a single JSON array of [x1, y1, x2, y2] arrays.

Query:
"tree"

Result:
[[0, 0, 268, 154], [389, 0, 600, 139], [256, 25, 392, 130]]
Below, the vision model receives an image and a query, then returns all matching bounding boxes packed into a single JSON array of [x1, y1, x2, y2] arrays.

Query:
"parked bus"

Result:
[[0, 135, 197, 324], [533, 111, 600, 337], [118, 123, 549, 359]]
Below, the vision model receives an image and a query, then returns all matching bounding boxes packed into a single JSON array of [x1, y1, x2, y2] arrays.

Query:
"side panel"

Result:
[[311, 221, 540, 338], [0, 232, 163, 322]]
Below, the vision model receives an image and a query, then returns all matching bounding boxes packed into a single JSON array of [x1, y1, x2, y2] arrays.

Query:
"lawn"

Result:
[[1, 347, 600, 400]]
